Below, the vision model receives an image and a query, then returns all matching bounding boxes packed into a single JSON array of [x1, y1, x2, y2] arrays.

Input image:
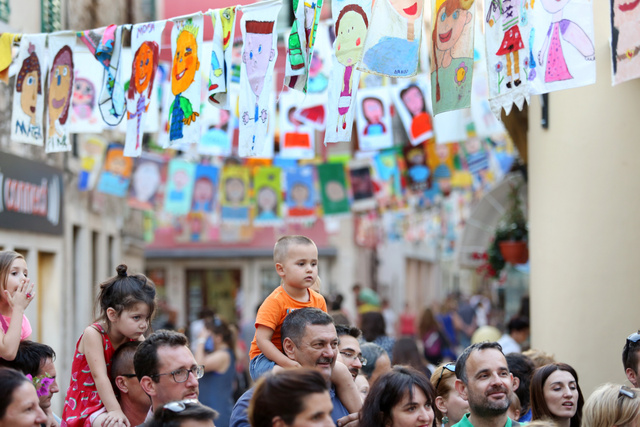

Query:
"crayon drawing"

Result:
[[45, 35, 75, 153], [69, 48, 104, 133], [199, 103, 233, 156], [355, 87, 393, 151], [610, 0, 640, 85], [164, 159, 197, 215], [220, 166, 251, 224], [391, 79, 434, 146], [348, 159, 376, 211], [254, 166, 283, 226], [208, 7, 237, 108], [318, 162, 351, 216], [97, 144, 133, 197], [285, 165, 317, 221], [129, 152, 165, 211], [285, 0, 324, 92], [279, 90, 315, 159], [192, 164, 219, 213]]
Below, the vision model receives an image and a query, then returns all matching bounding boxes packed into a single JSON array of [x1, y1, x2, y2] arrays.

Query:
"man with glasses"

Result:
[[336, 324, 365, 380], [110, 341, 151, 426], [134, 330, 204, 417], [623, 331, 640, 387]]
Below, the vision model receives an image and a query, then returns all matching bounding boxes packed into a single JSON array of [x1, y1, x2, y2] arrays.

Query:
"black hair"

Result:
[[96, 264, 156, 332], [0, 340, 55, 377], [280, 307, 334, 347], [335, 324, 361, 339], [134, 330, 189, 382], [206, 318, 235, 349], [110, 341, 141, 397], [506, 316, 530, 334], [360, 365, 435, 427], [456, 341, 505, 384], [0, 368, 31, 418], [505, 353, 535, 413], [360, 312, 387, 342], [145, 400, 217, 427], [623, 334, 640, 373]]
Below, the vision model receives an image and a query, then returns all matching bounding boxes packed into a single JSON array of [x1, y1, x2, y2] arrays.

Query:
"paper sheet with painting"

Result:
[[610, 0, 640, 85], [355, 87, 393, 151], [45, 34, 75, 153], [284, 0, 324, 92], [253, 166, 283, 226], [391, 78, 434, 146], [279, 90, 316, 159], [220, 165, 251, 224], [69, 47, 104, 134], [207, 7, 237, 108], [285, 165, 317, 221]]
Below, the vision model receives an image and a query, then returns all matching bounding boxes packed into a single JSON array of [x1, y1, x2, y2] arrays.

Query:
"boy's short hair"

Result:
[[273, 235, 316, 264]]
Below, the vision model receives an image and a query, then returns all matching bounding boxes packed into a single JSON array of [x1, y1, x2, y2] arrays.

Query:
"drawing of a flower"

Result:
[[523, 57, 529, 69], [495, 61, 503, 73], [455, 62, 468, 86], [495, 61, 504, 94]]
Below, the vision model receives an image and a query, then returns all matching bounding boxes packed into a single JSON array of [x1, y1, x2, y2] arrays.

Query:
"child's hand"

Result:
[[102, 409, 130, 427], [5, 279, 34, 311]]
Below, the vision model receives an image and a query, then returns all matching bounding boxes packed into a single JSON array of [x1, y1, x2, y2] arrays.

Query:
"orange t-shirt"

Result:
[[249, 286, 327, 360]]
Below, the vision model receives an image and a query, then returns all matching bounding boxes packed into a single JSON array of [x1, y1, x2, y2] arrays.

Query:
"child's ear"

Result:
[[106, 307, 118, 322], [275, 262, 285, 278]]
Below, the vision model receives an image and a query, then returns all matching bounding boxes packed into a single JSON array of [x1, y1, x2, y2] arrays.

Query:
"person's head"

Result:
[[96, 264, 156, 338], [392, 338, 425, 373], [206, 318, 235, 349], [362, 97, 384, 124], [0, 250, 27, 303], [400, 84, 426, 117], [336, 324, 364, 380], [0, 341, 58, 410], [0, 368, 47, 427], [110, 341, 150, 412], [505, 353, 534, 415], [360, 365, 435, 427], [249, 368, 333, 427], [334, 4, 369, 67], [242, 20, 276, 98], [583, 384, 640, 427], [530, 363, 584, 427], [360, 342, 391, 386], [273, 235, 318, 291], [145, 399, 217, 427], [134, 330, 201, 408], [129, 40, 159, 99], [48, 45, 74, 125], [523, 349, 556, 369], [16, 44, 42, 124], [356, 374, 370, 400], [419, 307, 440, 336], [506, 316, 530, 345], [171, 23, 200, 96], [360, 311, 387, 342], [281, 308, 337, 381], [431, 363, 468, 426], [454, 342, 512, 420], [623, 332, 640, 387]]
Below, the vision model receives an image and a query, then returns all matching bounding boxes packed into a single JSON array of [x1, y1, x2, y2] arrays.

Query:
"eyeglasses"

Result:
[[153, 365, 204, 383], [163, 399, 200, 413], [340, 351, 367, 367], [620, 386, 637, 399], [435, 363, 456, 391]]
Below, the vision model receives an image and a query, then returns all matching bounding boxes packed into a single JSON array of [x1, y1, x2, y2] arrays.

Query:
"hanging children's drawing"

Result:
[[348, 159, 376, 211], [45, 35, 75, 153], [318, 163, 351, 215], [355, 87, 393, 151], [124, 21, 165, 157], [208, 7, 237, 108], [11, 34, 47, 145], [192, 164, 219, 213], [285, 165, 317, 221], [610, 0, 640, 85], [97, 143, 133, 197], [254, 166, 283, 226], [199, 102, 233, 156], [129, 152, 165, 210], [69, 47, 104, 134], [78, 136, 107, 191], [391, 79, 434, 146], [285, 0, 324, 92], [220, 165, 251, 224], [164, 159, 197, 215], [279, 90, 315, 159]]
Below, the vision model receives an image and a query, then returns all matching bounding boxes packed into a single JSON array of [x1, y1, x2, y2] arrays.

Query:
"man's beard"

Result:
[[468, 385, 510, 418]]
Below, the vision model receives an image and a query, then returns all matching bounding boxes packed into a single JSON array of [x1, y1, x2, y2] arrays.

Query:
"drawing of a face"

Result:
[[193, 177, 215, 204], [335, 8, 369, 67], [390, 0, 423, 19], [258, 187, 277, 212], [172, 29, 200, 96], [614, 0, 640, 27], [48, 46, 74, 127], [225, 177, 245, 203], [221, 8, 235, 49], [362, 98, 383, 124], [435, 5, 472, 52], [401, 85, 425, 116], [218, 109, 230, 128], [135, 43, 155, 95], [325, 180, 346, 202], [539, 0, 571, 14], [20, 71, 39, 122], [105, 148, 133, 176], [133, 161, 161, 202], [242, 22, 276, 98], [73, 79, 95, 111], [408, 147, 425, 164], [173, 169, 189, 190], [465, 137, 481, 154], [436, 144, 450, 162], [291, 182, 310, 206]]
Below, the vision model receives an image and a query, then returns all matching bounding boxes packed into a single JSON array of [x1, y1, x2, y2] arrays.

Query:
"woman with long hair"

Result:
[[430, 363, 469, 427], [530, 363, 584, 427]]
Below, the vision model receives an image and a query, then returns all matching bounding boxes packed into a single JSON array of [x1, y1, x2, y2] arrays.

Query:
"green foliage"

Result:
[[496, 182, 528, 241]]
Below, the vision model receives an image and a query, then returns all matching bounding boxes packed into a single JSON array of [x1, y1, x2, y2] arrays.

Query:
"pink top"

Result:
[[0, 314, 32, 340]]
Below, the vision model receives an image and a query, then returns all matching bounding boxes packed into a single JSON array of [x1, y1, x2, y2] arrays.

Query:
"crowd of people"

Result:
[[0, 240, 639, 427]]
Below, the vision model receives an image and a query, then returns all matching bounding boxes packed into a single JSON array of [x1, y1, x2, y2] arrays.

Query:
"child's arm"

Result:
[[0, 280, 34, 360], [81, 326, 130, 427], [332, 360, 363, 414], [255, 325, 301, 368]]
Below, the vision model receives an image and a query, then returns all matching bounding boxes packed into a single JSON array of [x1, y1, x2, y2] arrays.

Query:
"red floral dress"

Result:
[[62, 323, 114, 427]]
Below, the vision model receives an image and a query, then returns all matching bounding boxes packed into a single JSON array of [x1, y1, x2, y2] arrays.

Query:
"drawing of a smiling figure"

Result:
[[16, 44, 42, 127], [47, 45, 74, 139], [169, 21, 200, 141]]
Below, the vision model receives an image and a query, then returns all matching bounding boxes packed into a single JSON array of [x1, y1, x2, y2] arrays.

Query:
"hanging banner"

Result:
[[284, 0, 324, 92], [348, 159, 376, 211], [199, 102, 233, 156], [318, 162, 350, 216], [164, 159, 197, 215], [129, 151, 165, 210], [430, 0, 476, 115], [97, 143, 133, 197], [355, 86, 393, 151], [392, 78, 434, 146], [461, 135, 491, 188], [192, 164, 219, 213], [45, 34, 75, 153], [359, 0, 423, 77], [69, 47, 104, 133], [11, 34, 47, 145], [610, 0, 640, 85], [285, 165, 317, 221], [279, 90, 315, 159], [529, 0, 595, 94], [77, 24, 128, 126], [208, 7, 237, 108], [238, 0, 282, 157], [403, 143, 429, 191], [374, 149, 402, 198], [78, 136, 107, 191], [124, 20, 166, 157], [324, 0, 372, 143], [167, 14, 204, 147], [220, 165, 251, 224], [253, 166, 283, 226]]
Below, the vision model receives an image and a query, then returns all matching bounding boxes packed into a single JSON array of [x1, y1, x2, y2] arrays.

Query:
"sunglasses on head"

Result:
[[620, 386, 637, 399], [627, 332, 640, 345], [435, 363, 456, 391]]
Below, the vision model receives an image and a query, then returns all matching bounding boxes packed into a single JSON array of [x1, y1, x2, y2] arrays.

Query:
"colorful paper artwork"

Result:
[[192, 164, 219, 213], [199, 102, 233, 156], [392, 79, 434, 146], [124, 20, 165, 157], [318, 162, 350, 216], [129, 151, 165, 210], [208, 7, 237, 108], [374, 149, 402, 199], [238, 0, 282, 157], [403, 143, 429, 191], [358, 0, 423, 77], [285, 165, 317, 221], [279, 90, 315, 159], [78, 136, 107, 191], [528, 0, 595, 94], [461, 135, 491, 188], [348, 159, 376, 211], [97, 143, 133, 197], [355, 87, 393, 151], [45, 35, 75, 153], [284, 0, 324, 92], [77, 24, 128, 126], [426, 140, 458, 196], [610, 0, 640, 85], [164, 159, 197, 215], [168, 14, 204, 146], [254, 166, 283, 226], [11, 34, 47, 145], [325, 0, 372, 143], [430, 0, 476, 115], [220, 165, 251, 223], [69, 47, 104, 133], [484, 0, 531, 117]]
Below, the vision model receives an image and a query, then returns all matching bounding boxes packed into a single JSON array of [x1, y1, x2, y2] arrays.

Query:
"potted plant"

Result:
[[495, 182, 528, 264]]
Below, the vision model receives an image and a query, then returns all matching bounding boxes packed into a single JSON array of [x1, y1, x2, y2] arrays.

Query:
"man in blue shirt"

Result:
[[230, 308, 355, 427]]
